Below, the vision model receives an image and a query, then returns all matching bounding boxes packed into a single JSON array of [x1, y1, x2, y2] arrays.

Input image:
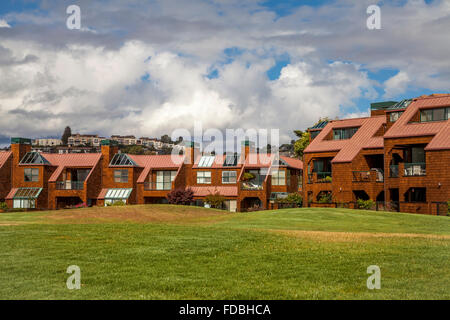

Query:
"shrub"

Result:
[[317, 192, 332, 204], [205, 192, 226, 209], [74, 203, 88, 209], [167, 188, 194, 205], [357, 199, 375, 210], [324, 176, 332, 183], [276, 193, 302, 206], [0, 202, 8, 211], [242, 172, 255, 181], [447, 201, 450, 216], [112, 200, 126, 206]]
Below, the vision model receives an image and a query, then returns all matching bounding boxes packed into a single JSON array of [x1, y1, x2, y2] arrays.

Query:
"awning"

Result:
[[104, 188, 132, 200], [7, 188, 43, 200]]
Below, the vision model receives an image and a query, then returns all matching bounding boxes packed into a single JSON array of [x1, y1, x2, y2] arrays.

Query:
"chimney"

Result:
[[241, 140, 255, 161], [101, 139, 119, 169], [11, 137, 32, 166], [183, 141, 200, 165]]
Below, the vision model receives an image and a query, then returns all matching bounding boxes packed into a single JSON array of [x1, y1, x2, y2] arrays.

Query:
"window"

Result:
[[110, 153, 137, 166], [197, 171, 211, 184], [404, 188, 426, 203], [222, 171, 237, 184], [223, 154, 238, 167], [24, 168, 39, 182], [198, 156, 215, 167], [389, 111, 404, 122], [156, 171, 177, 190], [420, 107, 449, 122], [310, 130, 320, 140], [271, 170, 286, 186], [287, 170, 291, 186], [114, 169, 129, 183], [333, 127, 359, 140], [13, 199, 36, 209]]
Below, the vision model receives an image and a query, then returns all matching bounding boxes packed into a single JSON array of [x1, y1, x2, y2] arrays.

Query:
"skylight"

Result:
[[110, 153, 137, 166], [19, 152, 50, 165], [198, 155, 215, 167], [223, 154, 238, 167]]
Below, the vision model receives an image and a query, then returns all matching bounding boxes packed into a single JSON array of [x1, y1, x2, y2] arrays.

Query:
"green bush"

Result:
[[447, 201, 450, 215], [205, 192, 226, 209], [324, 176, 332, 182], [357, 199, 375, 210], [0, 202, 8, 211], [276, 193, 302, 206], [109, 200, 126, 206], [317, 192, 332, 204], [242, 172, 256, 181]]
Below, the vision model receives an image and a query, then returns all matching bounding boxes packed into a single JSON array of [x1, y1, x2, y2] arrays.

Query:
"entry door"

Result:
[[229, 200, 237, 212]]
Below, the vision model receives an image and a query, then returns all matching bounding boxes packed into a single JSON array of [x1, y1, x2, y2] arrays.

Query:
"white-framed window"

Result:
[[156, 171, 177, 190], [197, 171, 211, 184], [222, 171, 237, 184], [114, 169, 129, 183], [24, 168, 39, 182], [271, 170, 286, 186], [13, 199, 36, 209]]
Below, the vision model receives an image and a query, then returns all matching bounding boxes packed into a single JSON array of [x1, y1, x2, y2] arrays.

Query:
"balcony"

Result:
[[404, 162, 426, 177], [144, 181, 172, 191], [352, 169, 384, 182], [316, 172, 332, 183], [55, 181, 84, 190], [390, 165, 399, 178], [240, 181, 264, 191]]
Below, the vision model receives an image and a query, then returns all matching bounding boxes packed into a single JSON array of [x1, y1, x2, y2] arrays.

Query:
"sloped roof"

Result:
[[280, 156, 303, 170], [0, 151, 12, 169], [42, 153, 102, 182], [190, 186, 238, 197], [129, 154, 185, 183], [192, 154, 242, 169], [304, 116, 386, 163], [384, 94, 450, 150]]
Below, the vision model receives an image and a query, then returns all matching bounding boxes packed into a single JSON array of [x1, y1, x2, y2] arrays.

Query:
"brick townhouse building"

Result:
[[2, 138, 302, 212], [303, 94, 450, 215]]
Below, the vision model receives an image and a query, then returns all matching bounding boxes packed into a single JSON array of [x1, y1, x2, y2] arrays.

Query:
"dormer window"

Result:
[[333, 127, 359, 140], [420, 107, 449, 122], [389, 111, 404, 122]]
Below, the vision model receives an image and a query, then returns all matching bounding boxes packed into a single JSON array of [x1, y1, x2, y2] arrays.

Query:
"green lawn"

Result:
[[0, 205, 449, 299]]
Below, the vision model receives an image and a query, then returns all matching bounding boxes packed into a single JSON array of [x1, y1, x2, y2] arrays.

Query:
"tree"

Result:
[[61, 126, 72, 145], [122, 145, 145, 155], [205, 192, 226, 209], [293, 117, 330, 158], [166, 188, 194, 205], [293, 131, 310, 158], [160, 134, 172, 144]]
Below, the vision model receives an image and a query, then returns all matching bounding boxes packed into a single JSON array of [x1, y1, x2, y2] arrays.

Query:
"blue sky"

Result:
[[0, 0, 448, 144]]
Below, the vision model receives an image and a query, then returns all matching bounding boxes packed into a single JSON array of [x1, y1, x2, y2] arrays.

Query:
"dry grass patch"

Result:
[[268, 229, 450, 242], [43, 204, 233, 225]]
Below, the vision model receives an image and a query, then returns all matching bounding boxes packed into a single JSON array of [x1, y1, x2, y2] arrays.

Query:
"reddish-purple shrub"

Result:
[[166, 188, 194, 205]]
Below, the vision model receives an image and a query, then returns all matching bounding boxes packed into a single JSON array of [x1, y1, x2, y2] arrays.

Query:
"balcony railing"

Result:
[[404, 162, 426, 176], [390, 165, 399, 178], [352, 169, 384, 182], [55, 181, 84, 190], [316, 172, 332, 183], [240, 181, 264, 191], [144, 181, 172, 191]]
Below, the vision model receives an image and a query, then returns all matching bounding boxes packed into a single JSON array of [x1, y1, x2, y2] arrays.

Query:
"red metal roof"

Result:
[[129, 154, 185, 183], [190, 186, 238, 197], [42, 153, 102, 182], [280, 156, 303, 170], [0, 151, 12, 169], [304, 116, 386, 163], [384, 95, 450, 151], [97, 188, 108, 199], [5, 188, 17, 200]]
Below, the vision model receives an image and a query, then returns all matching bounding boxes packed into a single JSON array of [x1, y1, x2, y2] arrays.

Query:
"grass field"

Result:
[[0, 205, 449, 300]]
